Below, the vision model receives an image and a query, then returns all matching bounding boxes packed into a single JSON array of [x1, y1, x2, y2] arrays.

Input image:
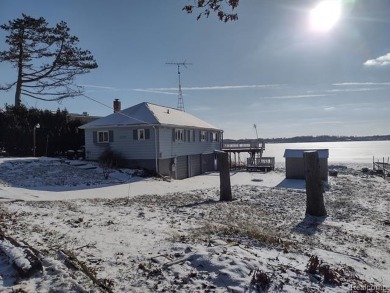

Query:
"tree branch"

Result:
[[183, 0, 239, 22]]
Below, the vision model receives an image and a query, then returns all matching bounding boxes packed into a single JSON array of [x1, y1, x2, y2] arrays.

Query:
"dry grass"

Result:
[[1, 167, 389, 292]]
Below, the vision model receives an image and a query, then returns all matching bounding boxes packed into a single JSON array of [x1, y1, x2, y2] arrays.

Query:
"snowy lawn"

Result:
[[0, 157, 389, 292]]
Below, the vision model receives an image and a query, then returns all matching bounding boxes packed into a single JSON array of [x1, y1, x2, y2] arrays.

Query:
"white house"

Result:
[[79, 101, 223, 179]]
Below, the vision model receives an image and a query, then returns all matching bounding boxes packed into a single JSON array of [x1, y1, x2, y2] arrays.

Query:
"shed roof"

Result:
[[79, 102, 221, 130], [283, 149, 329, 159]]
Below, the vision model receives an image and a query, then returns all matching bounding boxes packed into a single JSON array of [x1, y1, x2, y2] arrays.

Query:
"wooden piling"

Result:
[[218, 152, 232, 201], [304, 151, 327, 217]]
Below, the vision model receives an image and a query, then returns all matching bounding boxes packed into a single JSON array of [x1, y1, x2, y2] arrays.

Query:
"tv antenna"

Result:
[[253, 124, 259, 140], [166, 60, 192, 111]]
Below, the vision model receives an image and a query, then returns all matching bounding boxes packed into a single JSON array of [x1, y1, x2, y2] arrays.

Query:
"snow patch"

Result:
[[0, 239, 31, 271]]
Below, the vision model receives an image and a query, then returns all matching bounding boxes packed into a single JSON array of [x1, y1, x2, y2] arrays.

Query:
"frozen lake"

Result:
[[262, 140, 390, 165]]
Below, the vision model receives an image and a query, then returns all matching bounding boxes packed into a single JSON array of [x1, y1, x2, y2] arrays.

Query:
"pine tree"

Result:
[[0, 14, 98, 106]]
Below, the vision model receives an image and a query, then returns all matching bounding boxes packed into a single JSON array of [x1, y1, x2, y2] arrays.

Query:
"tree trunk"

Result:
[[304, 151, 327, 217], [14, 79, 22, 107], [15, 36, 24, 107], [218, 152, 232, 201]]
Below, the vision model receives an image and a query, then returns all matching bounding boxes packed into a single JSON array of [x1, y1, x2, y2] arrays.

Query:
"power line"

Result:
[[81, 94, 152, 125], [81, 94, 113, 111], [81, 93, 159, 175]]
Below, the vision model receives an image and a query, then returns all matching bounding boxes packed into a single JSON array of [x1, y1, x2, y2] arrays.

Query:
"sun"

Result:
[[309, 0, 342, 32]]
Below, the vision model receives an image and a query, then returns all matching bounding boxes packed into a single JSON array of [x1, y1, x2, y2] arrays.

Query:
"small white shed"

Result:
[[283, 149, 329, 181]]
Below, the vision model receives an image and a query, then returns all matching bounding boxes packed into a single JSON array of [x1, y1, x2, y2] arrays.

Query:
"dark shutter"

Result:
[[133, 129, 137, 140], [172, 129, 175, 141], [187, 130, 190, 142], [109, 130, 114, 142], [184, 129, 187, 142], [93, 131, 97, 143], [145, 129, 150, 139]]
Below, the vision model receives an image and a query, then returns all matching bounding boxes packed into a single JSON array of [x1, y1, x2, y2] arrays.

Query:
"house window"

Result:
[[212, 132, 218, 142], [138, 129, 145, 140], [133, 128, 150, 140], [175, 129, 184, 141], [201, 131, 207, 142], [97, 131, 109, 143]]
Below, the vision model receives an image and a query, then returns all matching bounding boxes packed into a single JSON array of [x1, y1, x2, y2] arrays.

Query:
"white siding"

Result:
[[84, 126, 221, 179], [158, 127, 221, 159], [84, 127, 157, 161]]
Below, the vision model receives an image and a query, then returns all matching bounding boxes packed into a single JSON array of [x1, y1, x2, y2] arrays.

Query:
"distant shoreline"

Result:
[[225, 135, 390, 144]]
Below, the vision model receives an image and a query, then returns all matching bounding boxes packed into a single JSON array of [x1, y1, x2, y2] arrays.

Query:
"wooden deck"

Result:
[[373, 158, 390, 179], [222, 141, 274, 172], [247, 157, 275, 172], [222, 142, 265, 153]]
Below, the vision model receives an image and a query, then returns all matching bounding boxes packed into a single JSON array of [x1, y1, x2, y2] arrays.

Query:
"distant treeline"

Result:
[[224, 135, 390, 144]]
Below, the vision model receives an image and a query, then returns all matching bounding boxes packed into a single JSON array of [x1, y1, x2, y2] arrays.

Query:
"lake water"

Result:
[[262, 140, 390, 165]]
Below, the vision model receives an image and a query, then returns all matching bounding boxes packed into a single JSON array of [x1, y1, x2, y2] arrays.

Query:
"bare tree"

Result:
[[183, 0, 239, 22], [0, 14, 98, 107]]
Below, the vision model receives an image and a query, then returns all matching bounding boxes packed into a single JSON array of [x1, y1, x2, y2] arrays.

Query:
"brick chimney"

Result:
[[113, 99, 121, 113]]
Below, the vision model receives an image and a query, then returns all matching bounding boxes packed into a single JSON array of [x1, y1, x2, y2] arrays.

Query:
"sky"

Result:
[[0, 0, 389, 139]]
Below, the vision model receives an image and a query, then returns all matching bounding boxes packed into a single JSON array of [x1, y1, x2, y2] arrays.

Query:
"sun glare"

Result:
[[309, 0, 342, 32]]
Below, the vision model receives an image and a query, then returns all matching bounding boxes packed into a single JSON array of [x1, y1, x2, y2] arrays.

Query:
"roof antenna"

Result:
[[166, 60, 192, 111], [254, 124, 259, 140]]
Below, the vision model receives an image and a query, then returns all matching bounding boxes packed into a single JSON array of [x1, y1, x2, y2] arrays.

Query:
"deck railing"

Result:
[[223, 141, 265, 150], [247, 157, 275, 167], [373, 157, 390, 179]]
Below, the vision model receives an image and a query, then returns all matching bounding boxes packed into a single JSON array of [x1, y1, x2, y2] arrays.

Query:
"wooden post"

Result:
[[304, 151, 327, 217], [218, 152, 232, 201], [383, 157, 386, 179]]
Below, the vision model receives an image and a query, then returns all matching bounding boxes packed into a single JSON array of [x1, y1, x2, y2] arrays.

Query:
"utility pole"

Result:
[[166, 61, 192, 111], [33, 123, 40, 157]]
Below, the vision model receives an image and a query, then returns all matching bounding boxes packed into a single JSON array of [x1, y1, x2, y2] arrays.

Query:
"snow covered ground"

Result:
[[0, 157, 389, 292]]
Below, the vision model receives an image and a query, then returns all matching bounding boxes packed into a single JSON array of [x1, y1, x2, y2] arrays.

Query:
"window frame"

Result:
[[97, 131, 109, 143], [138, 129, 145, 140], [200, 130, 207, 142], [175, 129, 184, 142]]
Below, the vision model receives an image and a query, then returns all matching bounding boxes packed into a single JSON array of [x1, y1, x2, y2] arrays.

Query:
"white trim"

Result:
[[97, 131, 109, 143], [201, 130, 207, 142], [175, 129, 184, 142]]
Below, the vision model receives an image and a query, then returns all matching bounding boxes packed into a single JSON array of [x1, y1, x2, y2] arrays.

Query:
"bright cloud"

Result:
[[324, 106, 335, 111], [263, 94, 330, 100], [80, 84, 121, 91], [182, 85, 280, 90], [333, 82, 390, 86], [133, 84, 281, 93], [364, 53, 390, 67], [132, 89, 178, 95]]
